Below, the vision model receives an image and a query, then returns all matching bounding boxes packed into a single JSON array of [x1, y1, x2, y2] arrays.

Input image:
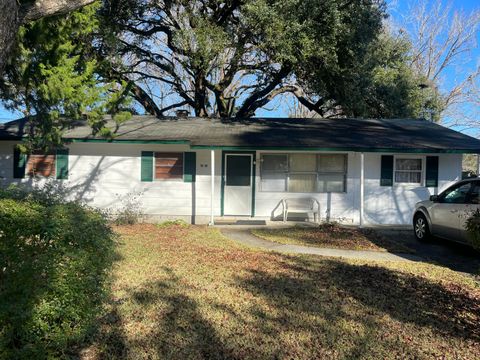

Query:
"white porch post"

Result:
[[359, 152, 365, 228], [209, 149, 215, 226]]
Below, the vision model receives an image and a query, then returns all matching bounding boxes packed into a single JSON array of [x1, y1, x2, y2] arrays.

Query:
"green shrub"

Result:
[[0, 186, 115, 359], [465, 208, 480, 250], [156, 219, 190, 228]]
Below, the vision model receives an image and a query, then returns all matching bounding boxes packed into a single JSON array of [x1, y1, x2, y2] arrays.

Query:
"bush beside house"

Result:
[[466, 209, 480, 251], [0, 186, 115, 359]]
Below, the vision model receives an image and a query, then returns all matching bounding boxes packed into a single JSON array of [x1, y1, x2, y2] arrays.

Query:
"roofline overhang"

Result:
[[1, 137, 480, 153]]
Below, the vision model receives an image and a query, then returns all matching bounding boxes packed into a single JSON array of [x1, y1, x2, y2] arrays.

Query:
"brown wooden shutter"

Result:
[[155, 153, 183, 180], [27, 153, 56, 177]]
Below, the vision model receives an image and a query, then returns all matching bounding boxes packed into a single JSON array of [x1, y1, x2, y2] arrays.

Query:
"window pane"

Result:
[[467, 183, 480, 204], [318, 154, 346, 172], [261, 172, 287, 191], [442, 183, 471, 204], [395, 171, 421, 184], [261, 154, 288, 171], [289, 154, 316, 172], [318, 174, 345, 192], [226, 155, 251, 186], [288, 174, 316, 192], [396, 159, 422, 171]]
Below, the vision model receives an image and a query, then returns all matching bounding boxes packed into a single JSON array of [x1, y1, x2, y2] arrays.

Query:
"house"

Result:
[[1, 116, 480, 226]]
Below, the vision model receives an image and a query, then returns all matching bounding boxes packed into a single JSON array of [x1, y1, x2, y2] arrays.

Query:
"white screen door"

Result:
[[224, 154, 253, 216]]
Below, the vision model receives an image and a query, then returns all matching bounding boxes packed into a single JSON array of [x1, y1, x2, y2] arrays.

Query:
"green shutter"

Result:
[[56, 149, 69, 180], [380, 155, 394, 186], [13, 147, 27, 179], [183, 152, 196, 183], [141, 151, 154, 182], [425, 156, 439, 187]]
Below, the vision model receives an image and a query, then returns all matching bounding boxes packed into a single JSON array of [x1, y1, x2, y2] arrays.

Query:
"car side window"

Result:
[[440, 182, 472, 204], [466, 182, 480, 204]]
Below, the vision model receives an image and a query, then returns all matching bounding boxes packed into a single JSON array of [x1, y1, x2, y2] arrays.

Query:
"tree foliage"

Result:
[[0, 4, 131, 150], [0, 0, 444, 144], [0, 0, 96, 75], [318, 31, 443, 119], [99, 0, 388, 118]]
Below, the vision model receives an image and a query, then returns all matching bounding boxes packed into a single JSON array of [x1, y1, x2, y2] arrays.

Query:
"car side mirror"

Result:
[[429, 195, 439, 202]]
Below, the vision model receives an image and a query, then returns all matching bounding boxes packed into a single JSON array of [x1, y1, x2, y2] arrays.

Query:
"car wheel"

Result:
[[414, 213, 431, 242]]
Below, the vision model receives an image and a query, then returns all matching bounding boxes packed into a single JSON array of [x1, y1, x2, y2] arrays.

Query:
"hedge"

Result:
[[0, 186, 115, 359]]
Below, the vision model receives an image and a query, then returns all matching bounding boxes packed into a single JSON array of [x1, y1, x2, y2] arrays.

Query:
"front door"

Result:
[[224, 154, 253, 216]]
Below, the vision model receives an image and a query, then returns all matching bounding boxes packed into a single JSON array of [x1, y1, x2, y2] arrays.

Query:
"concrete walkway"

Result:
[[220, 228, 423, 262]]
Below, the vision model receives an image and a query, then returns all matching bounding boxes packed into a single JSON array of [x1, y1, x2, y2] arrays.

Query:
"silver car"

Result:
[[413, 178, 480, 244]]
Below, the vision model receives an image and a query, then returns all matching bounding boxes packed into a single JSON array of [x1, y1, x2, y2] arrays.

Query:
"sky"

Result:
[[1, 0, 479, 135]]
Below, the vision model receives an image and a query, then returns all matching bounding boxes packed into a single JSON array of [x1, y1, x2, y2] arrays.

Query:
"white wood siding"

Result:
[[0, 141, 463, 225]]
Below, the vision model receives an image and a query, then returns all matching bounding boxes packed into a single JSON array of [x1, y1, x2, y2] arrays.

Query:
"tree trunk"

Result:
[[0, 0, 96, 75], [214, 91, 230, 118], [0, 0, 21, 74], [194, 74, 208, 117]]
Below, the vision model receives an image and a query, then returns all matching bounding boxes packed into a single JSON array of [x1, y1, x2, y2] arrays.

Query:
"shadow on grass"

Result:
[[240, 255, 480, 346], [96, 267, 241, 360], [94, 252, 479, 358], [356, 227, 416, 254]]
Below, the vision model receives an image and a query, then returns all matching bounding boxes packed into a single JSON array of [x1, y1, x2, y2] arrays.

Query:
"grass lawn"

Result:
[[85, 224, 480, 359], [252, 224, 414, 253]]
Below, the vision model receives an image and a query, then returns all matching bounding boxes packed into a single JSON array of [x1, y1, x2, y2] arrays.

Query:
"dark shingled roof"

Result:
[[1, 116, 480, 153]]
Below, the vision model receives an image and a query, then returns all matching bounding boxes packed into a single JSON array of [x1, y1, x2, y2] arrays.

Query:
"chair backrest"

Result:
[[284, 198, 315, 210]]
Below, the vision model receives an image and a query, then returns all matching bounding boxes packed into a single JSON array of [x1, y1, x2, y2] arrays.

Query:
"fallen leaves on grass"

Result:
[[253, 223, 415, 253], [84, 224, 479, 360]]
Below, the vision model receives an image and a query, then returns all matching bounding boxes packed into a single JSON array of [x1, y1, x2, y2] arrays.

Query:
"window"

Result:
[[318, 154, 347, 192], [440, 182, 472, 204], [260, 153, 347, 193], [154, 152, 183, 180], [394, 158, 422, 185], [288, 154, 317, 192], [260, 154, 288, 191], [467, 182, 480, 204], [26, 153, 56, 177]]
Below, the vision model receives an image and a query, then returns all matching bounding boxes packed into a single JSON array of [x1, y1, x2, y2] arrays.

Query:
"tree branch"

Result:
[[235, 66, 292, 117], [158, 100, 189, 115], [21, 0, 97, 21]]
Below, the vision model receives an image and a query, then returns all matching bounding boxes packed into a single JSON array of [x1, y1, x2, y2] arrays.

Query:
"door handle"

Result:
[[450, 210, 459, 213]]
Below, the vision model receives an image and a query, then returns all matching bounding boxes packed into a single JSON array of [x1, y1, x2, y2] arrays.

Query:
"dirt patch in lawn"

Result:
[[252, 223, 415, 253], [82, 224, 479, 360]]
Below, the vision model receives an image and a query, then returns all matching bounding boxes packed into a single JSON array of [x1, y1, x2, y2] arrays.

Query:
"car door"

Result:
[[429, 181, 473, 240], [458, 180, 480, 243]]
